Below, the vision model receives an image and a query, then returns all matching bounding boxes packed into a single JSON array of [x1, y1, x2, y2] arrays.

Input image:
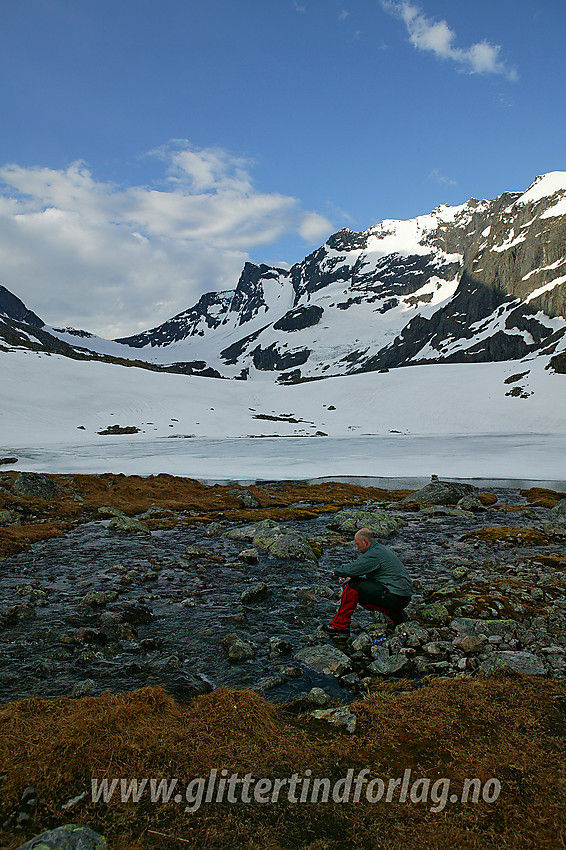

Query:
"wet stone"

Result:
[[222, 633, 256, 662], [294, 644, 351, 676], [240, 582, 269, 603]]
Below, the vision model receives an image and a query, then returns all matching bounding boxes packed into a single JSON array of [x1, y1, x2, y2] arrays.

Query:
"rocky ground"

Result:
[[1, 471, 566, 710]]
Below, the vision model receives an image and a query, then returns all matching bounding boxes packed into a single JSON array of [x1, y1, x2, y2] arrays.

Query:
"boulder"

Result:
[[15, 824, 107, 850], [422, 641, 452, 659], [252, 525, 318, 562], [368, 654, 413, 677], [328, 510, 405, 537], [450, 618, 517, 637], [146, 671, 213, 701], [11, 472, 61, 500], [419, 506, 474, 517], [81, 590, 117, 607], [549, 499, 566, 519], [295, 644, 351, 676], [479, 651, 546, 676], [2, 604, 36, 624], [0, 456, 18, 465], [402, 622, 431, 647], [229, 488, 260, 508], [403, 480, 479, 506]]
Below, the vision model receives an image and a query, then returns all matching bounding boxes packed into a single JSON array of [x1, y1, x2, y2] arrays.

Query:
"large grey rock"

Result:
[[328, 509, 405, 537], [295, 644, 351, 676], [252, 524, 317, 562], [11, 472, 61, 500], [450, 618, 517, 637], [229, 488, 260, 508], [479, 651, 547, 676], [15, 824, 106, 850], [404, 480, 478, 506], [544, 499, 566, 536], [368, 654, 413, 677]]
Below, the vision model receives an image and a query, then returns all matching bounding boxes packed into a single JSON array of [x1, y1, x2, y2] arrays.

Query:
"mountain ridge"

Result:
[[2, 172, 566, 382]]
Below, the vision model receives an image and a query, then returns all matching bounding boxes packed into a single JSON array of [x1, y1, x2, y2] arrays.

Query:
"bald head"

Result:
[[354, 528, 376, 553]]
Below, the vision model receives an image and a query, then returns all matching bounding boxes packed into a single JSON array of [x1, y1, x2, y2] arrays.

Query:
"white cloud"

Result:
[[428, 168, 457, 186], [0, 142, 335, 337], [339, 10, 350, 22], [299, 212, 334, 242], [381, 1, 518, 81]]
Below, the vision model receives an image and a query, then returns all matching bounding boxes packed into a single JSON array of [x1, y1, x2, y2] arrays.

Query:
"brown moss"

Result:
[[0, 474, 411, 558], [478, 492, 498, 506], [0, 677, 565, 849], [0, 521, 75, 558], [459, 527, 551, 546], [521, 487, 566, 508]]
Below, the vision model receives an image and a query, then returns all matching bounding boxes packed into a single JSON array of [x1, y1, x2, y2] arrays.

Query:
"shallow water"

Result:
[[0, 488, 556, 705]]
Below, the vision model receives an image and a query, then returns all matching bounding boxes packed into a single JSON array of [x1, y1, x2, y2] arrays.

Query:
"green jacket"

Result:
[[334, 540, 414, 597]]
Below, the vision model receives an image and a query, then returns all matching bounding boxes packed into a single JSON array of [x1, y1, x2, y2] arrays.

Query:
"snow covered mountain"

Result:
[[112, 171, 566, 382], [2, 172, 566, 383]]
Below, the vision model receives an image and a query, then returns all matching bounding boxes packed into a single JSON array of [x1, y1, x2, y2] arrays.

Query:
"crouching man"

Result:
[[323, 527, 413, 636]]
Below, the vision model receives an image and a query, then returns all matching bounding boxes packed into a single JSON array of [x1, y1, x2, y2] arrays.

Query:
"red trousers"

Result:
[[329, 583, 393, 629]]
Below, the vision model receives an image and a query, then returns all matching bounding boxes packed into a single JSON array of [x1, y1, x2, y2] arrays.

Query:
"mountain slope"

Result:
[[111, 172, 566, 381], [2, 172, 566, 384]]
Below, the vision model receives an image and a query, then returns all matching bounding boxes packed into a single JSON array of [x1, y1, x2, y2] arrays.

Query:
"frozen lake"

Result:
[[5, 433, 566, 488]]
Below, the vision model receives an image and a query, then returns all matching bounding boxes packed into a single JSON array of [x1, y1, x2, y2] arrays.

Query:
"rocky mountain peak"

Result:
[[2, 173, 565, 384], [0, 285, 44, 328]]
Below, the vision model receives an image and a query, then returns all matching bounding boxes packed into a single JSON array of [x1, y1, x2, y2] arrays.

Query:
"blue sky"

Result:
[[1, 0, 564, 337]]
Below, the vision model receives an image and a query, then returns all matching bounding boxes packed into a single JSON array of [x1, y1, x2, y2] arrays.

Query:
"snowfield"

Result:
[[2, 348, 565, 483]]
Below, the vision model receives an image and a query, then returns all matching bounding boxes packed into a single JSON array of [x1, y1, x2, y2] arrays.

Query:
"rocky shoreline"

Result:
[[1, 472, 565, 710]]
